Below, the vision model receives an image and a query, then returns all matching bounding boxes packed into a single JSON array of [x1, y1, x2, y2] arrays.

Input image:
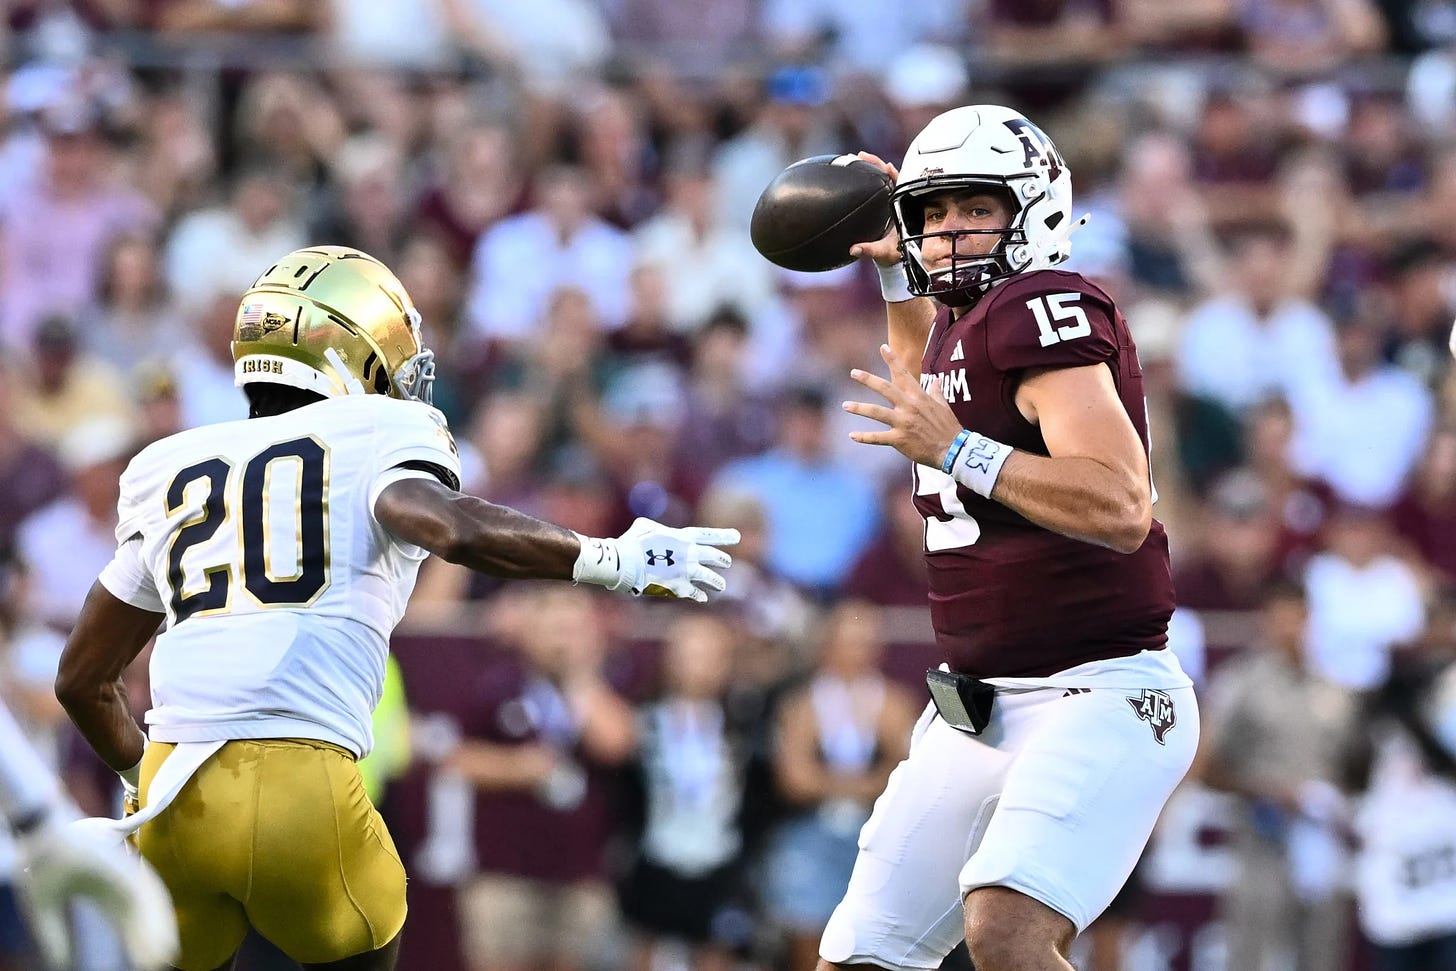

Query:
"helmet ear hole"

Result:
[[373, 367, 391, 394]]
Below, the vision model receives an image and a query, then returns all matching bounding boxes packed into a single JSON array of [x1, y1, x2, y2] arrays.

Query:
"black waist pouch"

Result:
[[925, 667, 995, 735]]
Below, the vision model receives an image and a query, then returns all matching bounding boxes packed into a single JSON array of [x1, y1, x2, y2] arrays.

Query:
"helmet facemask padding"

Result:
[[390, 308, 436, 405]]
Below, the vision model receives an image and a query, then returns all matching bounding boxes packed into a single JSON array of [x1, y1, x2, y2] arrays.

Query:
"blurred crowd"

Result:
[[4, 0, 1456, 969]]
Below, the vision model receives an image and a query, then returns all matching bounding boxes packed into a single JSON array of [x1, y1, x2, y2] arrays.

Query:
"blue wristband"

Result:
[[941, 429, 972, 474]]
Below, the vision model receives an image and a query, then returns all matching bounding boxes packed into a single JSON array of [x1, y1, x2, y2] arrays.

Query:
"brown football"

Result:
[[750, 154, 894, 272]]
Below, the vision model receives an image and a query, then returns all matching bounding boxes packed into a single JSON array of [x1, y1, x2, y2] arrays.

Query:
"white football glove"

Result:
[[15, 812, 179, 970], [573, 518, 740, 603]]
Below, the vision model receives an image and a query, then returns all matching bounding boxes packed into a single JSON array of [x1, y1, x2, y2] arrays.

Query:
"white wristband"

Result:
[[571, 532, 623, 589], [118, 742, 146, 801], [950, 432, 1013, 498], [877, 261, 914, 303]]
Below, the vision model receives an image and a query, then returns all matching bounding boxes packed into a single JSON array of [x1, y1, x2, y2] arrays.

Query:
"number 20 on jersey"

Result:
[[166, 436, 330, 622]]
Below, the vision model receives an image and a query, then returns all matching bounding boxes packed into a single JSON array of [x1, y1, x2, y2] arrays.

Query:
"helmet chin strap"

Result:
[[324, 348, 368, 396]]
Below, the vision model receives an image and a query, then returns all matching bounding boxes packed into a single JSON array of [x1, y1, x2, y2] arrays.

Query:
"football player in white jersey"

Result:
[[54, 246, 739, 971]]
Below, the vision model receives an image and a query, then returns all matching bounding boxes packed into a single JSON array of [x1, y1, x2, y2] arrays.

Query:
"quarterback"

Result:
[[832, 106, 1197, 971], [55, 246, 738, 971]]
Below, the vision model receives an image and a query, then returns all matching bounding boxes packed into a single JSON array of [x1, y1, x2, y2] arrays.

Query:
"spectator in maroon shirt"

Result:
[[443, 585, 636, 971], [591, 362, 710, 535], [978, 0, 1125, 111], [1174, 468, 1288, 611], [0, 381, 67, 554], [1189, 88, 1284, 229], [672, 309, 778, 475], [843, 480, 930, 607], [1391, 426, 1456, 587], [1243, 397, 1334, 570], [606, 264, 695, 374], [414, 121, 526, 270]]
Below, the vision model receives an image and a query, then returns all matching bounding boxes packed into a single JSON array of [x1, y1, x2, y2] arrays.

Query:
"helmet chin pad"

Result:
[[901, 224, 1031, 305]]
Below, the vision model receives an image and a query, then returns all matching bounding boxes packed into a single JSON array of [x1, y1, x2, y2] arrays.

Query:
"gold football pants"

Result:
[[137, 738, 407, 970]]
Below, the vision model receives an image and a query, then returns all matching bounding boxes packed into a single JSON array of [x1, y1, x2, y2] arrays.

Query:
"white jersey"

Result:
[[1354, 728, 1456, 946], [98, 394, 462, 758]]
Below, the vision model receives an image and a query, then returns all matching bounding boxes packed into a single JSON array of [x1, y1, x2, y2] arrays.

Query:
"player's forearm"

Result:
[[990, 451, 1151, 553], [55, 584, 157, 775], [885, 296, 937, 370], [55, 676, 147, 774], [417, 492, 580, 579]]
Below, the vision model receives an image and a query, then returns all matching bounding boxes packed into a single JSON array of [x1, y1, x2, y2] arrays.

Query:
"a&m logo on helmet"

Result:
[[1003, 118, 1064, 183]]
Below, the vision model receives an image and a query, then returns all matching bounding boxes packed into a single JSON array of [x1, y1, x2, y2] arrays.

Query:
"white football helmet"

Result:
[[894, 105, 1077, 304]]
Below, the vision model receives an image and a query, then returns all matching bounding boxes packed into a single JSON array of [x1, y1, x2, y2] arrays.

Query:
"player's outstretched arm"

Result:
[[55, 583, 161, 779], [851, 151, 938, 366], [375, 477, 739, 602]]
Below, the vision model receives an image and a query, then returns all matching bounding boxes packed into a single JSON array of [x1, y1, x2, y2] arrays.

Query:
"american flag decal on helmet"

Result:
[[240, 303, 264, 325]]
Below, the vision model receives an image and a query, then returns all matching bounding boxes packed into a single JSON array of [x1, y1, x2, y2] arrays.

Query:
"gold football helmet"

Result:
[[232, 246, 435, 404]]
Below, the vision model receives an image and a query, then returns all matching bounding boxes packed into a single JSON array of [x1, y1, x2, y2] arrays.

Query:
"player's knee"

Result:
[[963, 922, 1025, 971], [963, 887, 1072, 971]]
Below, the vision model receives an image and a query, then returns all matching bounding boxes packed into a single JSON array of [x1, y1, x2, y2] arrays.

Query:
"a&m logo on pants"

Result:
[[1126, 689, 1176, 745]]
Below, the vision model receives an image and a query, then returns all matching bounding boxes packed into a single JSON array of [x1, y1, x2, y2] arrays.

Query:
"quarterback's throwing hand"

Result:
[[574, 519, 739, 603], [17, 814, 179, 970], [844, 343, 964, 468]]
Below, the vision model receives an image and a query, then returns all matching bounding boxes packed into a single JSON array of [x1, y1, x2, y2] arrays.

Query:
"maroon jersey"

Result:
[[913, 269, 1174, 677]]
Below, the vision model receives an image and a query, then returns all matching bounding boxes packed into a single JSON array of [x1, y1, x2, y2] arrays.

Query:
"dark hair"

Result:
[[245, 383, 326, 418], [97, 233, 167, 308], [784, 383, 829, 413], [1261, 576, 1307, 606], [1370, 655, 1456, 784], [699, 306, 749, 338]]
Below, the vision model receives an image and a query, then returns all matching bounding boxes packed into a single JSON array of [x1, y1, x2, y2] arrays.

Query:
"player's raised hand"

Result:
[[574, 518, 739, 603], [17, 813, 179, 970], [843, 343, 964, 469], [849, 152, 902, 268]]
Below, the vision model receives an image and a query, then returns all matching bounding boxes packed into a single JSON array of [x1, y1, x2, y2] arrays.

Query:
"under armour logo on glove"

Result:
[[572, 519, 739, 602], [616, 518, 739, 603]]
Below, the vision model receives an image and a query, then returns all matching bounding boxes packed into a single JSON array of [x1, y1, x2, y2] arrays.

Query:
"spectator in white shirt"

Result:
[[713, 66, 841, 231], [164, 288, 251, 430], [632, 158, 778, 335], [15, 416, 135, 631], [466, 165, 632, 346], [1304, 503, 1427, 690], [1289, 315, 1435, 508], [162, 164, 307, 311], [1176, 224, 1341, 415], [761, 0, 967, 73], [0, 96, 158, 350]]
